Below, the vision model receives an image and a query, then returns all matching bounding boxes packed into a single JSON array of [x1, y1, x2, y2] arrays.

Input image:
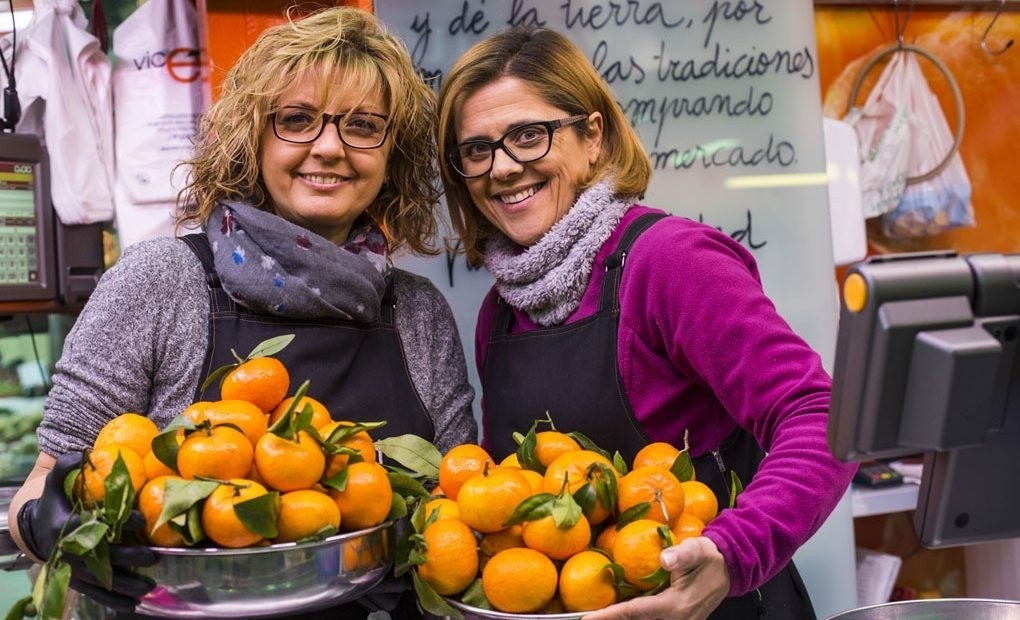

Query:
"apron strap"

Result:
[[599, 212, 669, 312], [179, 233, 237, 313]]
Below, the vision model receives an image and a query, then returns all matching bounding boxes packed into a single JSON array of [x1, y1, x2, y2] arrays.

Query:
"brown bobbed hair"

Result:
[[177, 6, 440, 255], [437, 26, 652, 266]]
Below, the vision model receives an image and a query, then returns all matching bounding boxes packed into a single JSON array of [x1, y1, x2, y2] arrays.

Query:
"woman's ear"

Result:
[[585, 111, 604, 166]]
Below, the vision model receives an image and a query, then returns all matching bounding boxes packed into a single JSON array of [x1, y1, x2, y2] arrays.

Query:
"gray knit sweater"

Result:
[[36, 237, 477, 456]]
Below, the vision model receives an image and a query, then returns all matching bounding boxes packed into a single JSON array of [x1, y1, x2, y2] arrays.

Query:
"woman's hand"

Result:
[[582, 537, 729, 620]]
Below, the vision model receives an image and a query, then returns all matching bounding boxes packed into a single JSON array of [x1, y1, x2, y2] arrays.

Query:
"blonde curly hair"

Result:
[[178, 6, 440, 255]]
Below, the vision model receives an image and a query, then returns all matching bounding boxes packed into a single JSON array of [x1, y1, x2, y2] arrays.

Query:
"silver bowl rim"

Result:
[[443, 597, 584, 619], [145, 519, 394, 558], [824, 598, 1020, 619]]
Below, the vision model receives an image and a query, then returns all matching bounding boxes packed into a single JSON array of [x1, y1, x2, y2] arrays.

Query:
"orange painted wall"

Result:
[[199, 0, 373, 102], [816, 7, 1020, 257]]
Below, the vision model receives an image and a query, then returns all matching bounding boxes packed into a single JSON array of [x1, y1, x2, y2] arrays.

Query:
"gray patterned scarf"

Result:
[[205, 201, 388, 321], [483, 179, 635, 326]]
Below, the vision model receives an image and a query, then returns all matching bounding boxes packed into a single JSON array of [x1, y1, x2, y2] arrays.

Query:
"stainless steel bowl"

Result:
[[444, 598, 584, 619], [133, 520, 394, 618], [825, 598, 1020, 620]]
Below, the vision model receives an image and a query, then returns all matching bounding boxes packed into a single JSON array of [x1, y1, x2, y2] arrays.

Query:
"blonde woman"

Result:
[[11, 7, 475, 617]]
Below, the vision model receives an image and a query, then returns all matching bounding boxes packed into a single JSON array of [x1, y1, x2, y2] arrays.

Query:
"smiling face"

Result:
[[260, 74, 392, 244], [454, 77, 603, 247]]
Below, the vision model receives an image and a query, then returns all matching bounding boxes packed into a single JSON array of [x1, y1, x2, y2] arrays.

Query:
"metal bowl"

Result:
[[444, 598, 584, 620], [825, 598, 1020, 620], [134, 520, 394, 618]]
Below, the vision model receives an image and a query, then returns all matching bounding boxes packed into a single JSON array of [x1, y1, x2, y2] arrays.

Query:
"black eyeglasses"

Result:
[[447, 114, 589, 178], [271, 106, 390, 149]]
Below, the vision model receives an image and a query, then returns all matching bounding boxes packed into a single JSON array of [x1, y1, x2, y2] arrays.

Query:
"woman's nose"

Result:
[[489, 147, 522, 179], [311, 120, 347, 156]]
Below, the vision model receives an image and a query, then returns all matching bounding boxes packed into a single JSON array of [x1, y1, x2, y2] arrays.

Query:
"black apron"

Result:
[[170, 233, 429, 619], [481, 214, 816, 619]]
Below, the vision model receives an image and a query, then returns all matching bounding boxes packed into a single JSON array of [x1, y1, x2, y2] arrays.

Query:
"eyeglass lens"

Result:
[[449, 115, 587, 178], [273, 107, 388, 148]]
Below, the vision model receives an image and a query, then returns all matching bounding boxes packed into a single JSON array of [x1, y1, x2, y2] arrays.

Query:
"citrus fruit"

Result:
[[534, 431, 581, 468], [93, 413, 159, 458], [594, 523, 619, 554], [617, 465, 686, 525], [423, 497, 461, 523], [559, 549, 619, 612], [182, 399, 268, 446], [201, 479, 272, 548], [681, 479, 719, 524], [254, 429, 326, 492], [499, 452, 521, 468], [417, 517, 479, 596], [632, 441, 682, 471], [521, 513, 592, 561], [670, 512, 706, 543], [221, 356, 289, 413], [137, 475, 187, 547], [270, 394, 331, 430], [80, 444, 146, 506], [611, 518, 676, 591], [275, 489, 341, 542], [438, 443, 495, 501], [177, 424, 254, 481], [478, 524, 524, 571], [542, 449, 619, 524], [456, 467, 532, 534], [482, 547, 558, 613], [320, 420, 377, 480], [328, 461, 392, 531]]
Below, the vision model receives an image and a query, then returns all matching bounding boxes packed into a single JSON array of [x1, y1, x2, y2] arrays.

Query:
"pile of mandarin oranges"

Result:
[[78, 347, 393, 550], [404, 424, 722, 615]]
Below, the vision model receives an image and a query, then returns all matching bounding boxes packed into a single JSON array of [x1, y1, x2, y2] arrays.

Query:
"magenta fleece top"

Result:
[[475, 206, 857, 596]]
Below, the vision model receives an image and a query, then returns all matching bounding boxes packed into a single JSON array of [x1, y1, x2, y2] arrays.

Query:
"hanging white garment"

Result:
[[0, 0, 115, 225], [111, 0, 204, 248]]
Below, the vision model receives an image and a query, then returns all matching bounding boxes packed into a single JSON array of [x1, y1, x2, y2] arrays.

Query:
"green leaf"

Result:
[[729, 470, 744, 509], [59, 520, 109, 556], [670, 451, 696, 483], [326, 421, 386, 444], [550, 492, 582, 528], [199, 363, 235, 394], [411, 570, 462, 618], [459, 578, 492, 609], [515, 423, 542, 473], [612, 452, 629, 476], [387, 469, 430, 499], [503, 493, 555, 527], [151, 429, 182, 474], [409, 495, 429, 534], [387, 491, 409, 522], [246, 334, 295, 359], [266, 380, 310, 437], [567, 431, 611, 459], [639, 566, 672, 594], [40, 561, 71, 620], [375, 434, 439, 478], [3, 596, 34, 620], [323, 467, 349, 493], [394, 531, 426, 575], [103, 453, 137, 540], [80, 541, 113, 591], [590, 463, 619, 515], [234, 492, 280, 539], [173, 502, 206, 547], [616, 502, 650, 528], [511, 431, 525, 447], [154, 478, 218, 533]]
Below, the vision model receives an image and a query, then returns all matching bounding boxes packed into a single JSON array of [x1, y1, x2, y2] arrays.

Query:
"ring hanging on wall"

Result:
[[847, 43, 965, 186]]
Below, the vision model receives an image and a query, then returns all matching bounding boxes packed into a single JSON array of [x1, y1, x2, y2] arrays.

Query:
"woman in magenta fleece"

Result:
[[437, 26, 857, 620]]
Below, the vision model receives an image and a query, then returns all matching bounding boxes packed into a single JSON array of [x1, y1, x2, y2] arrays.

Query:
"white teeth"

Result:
[[499, 186, 538, 204], [302, 174, 342, 185]]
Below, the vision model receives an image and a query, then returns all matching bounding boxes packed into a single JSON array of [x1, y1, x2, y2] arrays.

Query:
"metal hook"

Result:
[[893, 0, 914, 49], [981, 0, 1014, 56]]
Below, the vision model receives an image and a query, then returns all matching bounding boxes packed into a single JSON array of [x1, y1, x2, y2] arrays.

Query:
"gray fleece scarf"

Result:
[[483, 179, 635, 326], [206, 201, 389, 321]]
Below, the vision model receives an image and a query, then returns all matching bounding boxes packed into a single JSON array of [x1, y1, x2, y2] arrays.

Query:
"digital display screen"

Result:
[[0, 160, 40, 285]]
